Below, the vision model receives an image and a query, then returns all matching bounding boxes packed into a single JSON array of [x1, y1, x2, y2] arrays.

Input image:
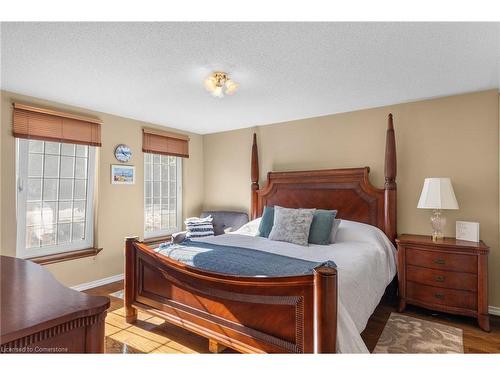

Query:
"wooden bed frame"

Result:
[[125, 114, 397, 353]]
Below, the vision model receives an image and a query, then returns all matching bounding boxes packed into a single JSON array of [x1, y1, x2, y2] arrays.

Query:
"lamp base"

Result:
[[430, 209, 446, 242]]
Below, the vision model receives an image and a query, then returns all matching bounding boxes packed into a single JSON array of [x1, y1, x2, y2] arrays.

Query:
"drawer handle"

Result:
[[435, 275, 446, 282], [434, 293, 444, 300], [434, 258, 446, 265]]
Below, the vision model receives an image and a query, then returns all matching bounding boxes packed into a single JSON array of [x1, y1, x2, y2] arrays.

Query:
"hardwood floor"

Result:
[[85, 281, 500, 354]]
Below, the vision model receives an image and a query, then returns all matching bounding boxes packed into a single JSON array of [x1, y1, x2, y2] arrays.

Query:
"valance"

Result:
[[142, 128, 189, 158], [12, 103, 102, 146]]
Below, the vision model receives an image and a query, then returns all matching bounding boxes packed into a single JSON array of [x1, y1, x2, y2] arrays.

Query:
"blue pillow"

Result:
[[308, 209, 338, 245], [258, 206, 274, 237]]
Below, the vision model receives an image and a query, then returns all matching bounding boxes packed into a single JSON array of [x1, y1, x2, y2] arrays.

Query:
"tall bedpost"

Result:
[[125, 236, 139, 323], [251, 133, 260, 220], [314, 265, 337, 353], [384, 113, 397, 243]]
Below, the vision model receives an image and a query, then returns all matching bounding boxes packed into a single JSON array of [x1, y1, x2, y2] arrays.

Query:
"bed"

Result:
[[124, 114, 397, 353]]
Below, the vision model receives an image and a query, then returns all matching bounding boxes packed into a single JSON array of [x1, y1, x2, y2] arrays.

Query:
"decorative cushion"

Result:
[[268, 206, 315, 246], [258, 206, 275, 238], [329, 219, 342, 243], [185, 216, 215, 238], [308, 209, 338, 245]]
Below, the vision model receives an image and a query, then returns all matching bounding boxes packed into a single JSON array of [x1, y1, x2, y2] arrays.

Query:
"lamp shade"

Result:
[[417, 178, 459, 210]]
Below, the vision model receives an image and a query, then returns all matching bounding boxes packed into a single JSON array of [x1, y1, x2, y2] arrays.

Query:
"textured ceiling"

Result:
[[1, 22, 499, 134]]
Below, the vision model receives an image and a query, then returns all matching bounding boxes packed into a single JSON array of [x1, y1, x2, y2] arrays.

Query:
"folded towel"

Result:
[[185, 216, 214, 238]]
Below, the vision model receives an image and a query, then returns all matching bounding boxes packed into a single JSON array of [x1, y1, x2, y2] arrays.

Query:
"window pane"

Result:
[[153, 182, 161, 198], [26, 226, 41, 248], [145, 163, 152, 181], [169, 182, 176, 197], [44, 142, 60, 155], [27, 178, 42, 200], [61, 143, 75, 156], [161, 182, 169, 196], [169, 198, 176, 209], [161, 165, 169, 180], [145, 181, 152, 198], [153, 164, 161, 180], [26, 202, 42, 226], [153, 154, 161, 163], [75, 145, 88, 157], [43, 178, 58, 200], [43, 155, 59, 177], [60, 156, 74, 178], [29, 140, 44, 153], [161, 214, 169, 229], [75, 158, 87, 178], [58, 201, 72, 222], [59, 179, 73, 200], [73, 201, 86, 221], [41, 225, 56, 246], [74, 180, 87, 199], [169, 213, 177, 228], [57, 223, 71, 244], [42, 202, 57, 224], [28, 154, 43, 177], [72, 222, 85, 241], [144, 153, 151, 163]]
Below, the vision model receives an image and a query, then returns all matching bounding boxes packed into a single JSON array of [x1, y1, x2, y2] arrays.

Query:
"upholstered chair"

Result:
[[172, 210, 249, 243]]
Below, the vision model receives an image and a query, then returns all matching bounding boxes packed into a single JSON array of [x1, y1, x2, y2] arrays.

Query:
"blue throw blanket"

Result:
[[155, 239, 336, 277]]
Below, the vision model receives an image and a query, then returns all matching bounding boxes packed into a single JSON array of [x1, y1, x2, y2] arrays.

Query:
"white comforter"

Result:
[[192, 219, 397, 353]]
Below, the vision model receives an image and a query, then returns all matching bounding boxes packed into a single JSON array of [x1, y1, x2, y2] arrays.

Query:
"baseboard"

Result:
[[71, 273, 124, 291], [489, 306, 500, 316]]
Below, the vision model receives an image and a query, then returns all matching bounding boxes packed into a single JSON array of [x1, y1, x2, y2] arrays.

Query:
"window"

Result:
[[144, 153, 182, 238], [16, 139, 96, 258]]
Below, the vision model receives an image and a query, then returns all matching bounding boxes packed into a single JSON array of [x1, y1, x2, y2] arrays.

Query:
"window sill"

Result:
[[26, 247, 103, 265]]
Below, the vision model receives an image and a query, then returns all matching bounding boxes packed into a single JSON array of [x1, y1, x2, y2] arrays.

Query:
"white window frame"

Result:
[[16, 139, 96, 259], [144, 155, 183, 239]]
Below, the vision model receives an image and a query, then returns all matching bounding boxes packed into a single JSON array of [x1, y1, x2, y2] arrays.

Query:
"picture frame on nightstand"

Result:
[[456, 221, 480, 242]]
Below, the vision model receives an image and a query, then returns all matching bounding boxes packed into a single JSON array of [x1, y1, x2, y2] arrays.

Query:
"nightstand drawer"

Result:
[[406, 248, 477, 273], [407, 281, 477, 310], [407, 265, 477, 291]]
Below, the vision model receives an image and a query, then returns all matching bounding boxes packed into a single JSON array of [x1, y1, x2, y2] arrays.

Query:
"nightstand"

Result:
[[396, 234, 490, 331]]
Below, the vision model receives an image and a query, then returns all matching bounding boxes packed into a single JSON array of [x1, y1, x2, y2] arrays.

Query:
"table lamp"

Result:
[[417, 177, 459, 241]]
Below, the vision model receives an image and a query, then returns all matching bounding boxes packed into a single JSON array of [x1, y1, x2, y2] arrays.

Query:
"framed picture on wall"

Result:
[[111, 165, 135, 185]]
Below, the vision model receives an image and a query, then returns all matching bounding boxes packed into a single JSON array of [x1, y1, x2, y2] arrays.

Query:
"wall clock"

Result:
[[114, 144, 132, 163]]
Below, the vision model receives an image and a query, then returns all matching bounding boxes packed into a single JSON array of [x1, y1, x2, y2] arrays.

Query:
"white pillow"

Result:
[[329, 219, 342, 243], [335, 219, 390, 244], [230, 218, 261, 236]]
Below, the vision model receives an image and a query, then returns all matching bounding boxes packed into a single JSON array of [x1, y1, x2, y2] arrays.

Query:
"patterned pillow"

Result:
[[185, 216, 215, 239], [268, 206, 315, 246]]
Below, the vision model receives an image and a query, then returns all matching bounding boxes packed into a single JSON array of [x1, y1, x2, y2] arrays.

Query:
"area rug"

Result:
[[373, 312, 464, 353], [109, 289, 124, 299]]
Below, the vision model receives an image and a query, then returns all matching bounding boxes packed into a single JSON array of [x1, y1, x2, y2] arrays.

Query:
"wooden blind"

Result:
[[142, 128, 189, 158], [12, 103, 102, 147]]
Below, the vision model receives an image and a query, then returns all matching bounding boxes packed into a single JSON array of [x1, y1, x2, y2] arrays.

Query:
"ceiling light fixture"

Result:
[[204, 71, 239, 98]]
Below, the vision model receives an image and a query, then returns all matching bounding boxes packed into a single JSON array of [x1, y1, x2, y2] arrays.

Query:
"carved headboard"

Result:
[[250, 114, 397, 243]]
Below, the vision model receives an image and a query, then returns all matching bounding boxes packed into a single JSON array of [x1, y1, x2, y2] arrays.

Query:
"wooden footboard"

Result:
[[125, 237, 337, 353]]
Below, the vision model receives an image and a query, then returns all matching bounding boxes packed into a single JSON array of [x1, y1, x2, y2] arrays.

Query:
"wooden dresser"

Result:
[[396, 234, 489, 331], [0, 256, 110, 353]]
